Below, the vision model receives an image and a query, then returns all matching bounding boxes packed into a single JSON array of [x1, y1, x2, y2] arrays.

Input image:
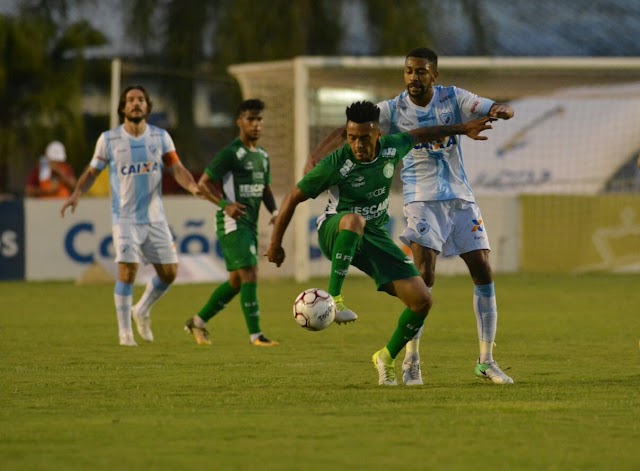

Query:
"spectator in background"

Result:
[[25, 141, 77, 198]]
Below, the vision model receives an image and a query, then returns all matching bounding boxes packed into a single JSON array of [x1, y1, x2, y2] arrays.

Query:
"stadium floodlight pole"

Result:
[[110, 58, 121, 128], [293, 57, 311, 282]]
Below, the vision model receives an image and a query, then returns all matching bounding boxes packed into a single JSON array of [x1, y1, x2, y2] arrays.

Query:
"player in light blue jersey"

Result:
[[377, 47, 515, 384], [61, 85, 205, 346]]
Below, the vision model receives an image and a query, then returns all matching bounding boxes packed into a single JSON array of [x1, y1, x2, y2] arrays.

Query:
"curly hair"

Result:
[[345, 101, 380, 124]]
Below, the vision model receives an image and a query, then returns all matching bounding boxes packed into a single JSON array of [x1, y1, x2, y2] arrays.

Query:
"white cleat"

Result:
[[474, 360, 514, 384], [132, 305, 154, 342], [119, 330, 138, 347], [372, 349, 397, 386], [333, 295, 358, 325], [402, 359, 423, 386]]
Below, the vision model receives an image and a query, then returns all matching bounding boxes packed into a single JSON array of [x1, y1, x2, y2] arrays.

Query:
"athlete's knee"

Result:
[[338, 213, 366, 234], [405, 283, 433, 315], [408, 292, 432, 316], [420, 271, 435, 288], [238, 266, 258, 284], [158, 264, 178, 284]]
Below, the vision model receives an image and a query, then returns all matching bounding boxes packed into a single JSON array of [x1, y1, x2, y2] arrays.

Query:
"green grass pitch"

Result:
[[1, 274, 639, 470]]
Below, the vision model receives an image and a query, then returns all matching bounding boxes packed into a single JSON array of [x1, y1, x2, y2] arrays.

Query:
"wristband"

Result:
[[218, 199, 228, 210], [271, 209, 279, 218]]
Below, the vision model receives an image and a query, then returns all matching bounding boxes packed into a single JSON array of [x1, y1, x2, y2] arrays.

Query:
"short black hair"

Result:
[[406, 47, 438, 69], [236, 98, 265, 118], [345, 101, 380, 124], [117, 85, 153, 122]]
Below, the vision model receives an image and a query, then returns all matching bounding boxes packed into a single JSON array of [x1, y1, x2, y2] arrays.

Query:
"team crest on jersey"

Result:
[[383, 162, 394, 178], [438, 111, 453, 125], [148, 145, 159, 156], [236, 148, 247, 160]]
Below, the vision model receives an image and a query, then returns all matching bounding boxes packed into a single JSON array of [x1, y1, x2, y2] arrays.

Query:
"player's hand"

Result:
[[224, 202, 246, 220], [265, 245, 285, 267], [60, 196, 78, 218], [268, 210, 279, 226], [488, 104, 514, 120], [464, 116, 493, 141]]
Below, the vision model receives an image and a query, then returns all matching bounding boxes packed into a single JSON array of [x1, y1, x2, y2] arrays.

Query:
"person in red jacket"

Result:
[[25, 141, 77, 198]]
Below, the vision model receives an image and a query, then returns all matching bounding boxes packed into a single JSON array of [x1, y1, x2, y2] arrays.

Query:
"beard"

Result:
[[126, 114, 145, 124]]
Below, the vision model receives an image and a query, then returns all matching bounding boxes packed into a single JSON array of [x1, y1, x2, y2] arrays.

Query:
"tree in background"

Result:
[[0, 0, 107, 194], [363, 0, 431, 55], [120, 0, 345, 168]]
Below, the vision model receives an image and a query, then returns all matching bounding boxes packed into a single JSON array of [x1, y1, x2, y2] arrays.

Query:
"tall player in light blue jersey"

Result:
[[377, 48, 515, 384], [61, 85, 205, 346]]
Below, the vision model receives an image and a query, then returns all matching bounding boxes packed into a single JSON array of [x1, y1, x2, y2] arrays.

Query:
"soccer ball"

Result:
[[293, 288, 336, 331]]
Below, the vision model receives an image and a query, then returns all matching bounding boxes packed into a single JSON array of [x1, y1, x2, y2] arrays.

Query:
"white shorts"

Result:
[[400, 200, 490, 257], [113, 221, 178, 265]]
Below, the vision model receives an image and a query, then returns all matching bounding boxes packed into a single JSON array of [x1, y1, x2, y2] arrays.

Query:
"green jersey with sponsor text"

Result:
[[205, 138, 271, 234], [298, 133, 414, 228]]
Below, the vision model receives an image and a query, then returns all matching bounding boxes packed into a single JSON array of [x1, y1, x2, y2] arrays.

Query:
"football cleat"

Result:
[[251, 334, 279, 347], [333, 295, 358, 324], [119, 330, 138, 347], [402, 358, 423, 386], [132, 305, 154, 342], [474, 360, 514, 384], [372, 348, 397, 386], [184, 318, 212, 345]]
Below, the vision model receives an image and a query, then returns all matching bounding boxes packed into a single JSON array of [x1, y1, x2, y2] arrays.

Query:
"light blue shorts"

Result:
[[400, 199, 491, 257], [113, 220, 178, 264]]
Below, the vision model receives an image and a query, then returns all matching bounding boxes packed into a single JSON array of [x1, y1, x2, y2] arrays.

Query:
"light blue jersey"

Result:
[[378, 86, 493, 204], [90, 124, 176, 224]]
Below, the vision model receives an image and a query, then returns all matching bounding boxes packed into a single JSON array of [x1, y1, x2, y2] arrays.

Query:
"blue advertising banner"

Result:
[[0, 199, 25, 280]]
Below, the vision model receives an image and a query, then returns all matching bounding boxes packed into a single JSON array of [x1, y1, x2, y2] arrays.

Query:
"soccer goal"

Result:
[[228, 56, 640, 280]]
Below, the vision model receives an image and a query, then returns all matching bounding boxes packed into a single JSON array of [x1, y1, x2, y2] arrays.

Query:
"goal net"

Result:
[[229, 57, 640, 279]]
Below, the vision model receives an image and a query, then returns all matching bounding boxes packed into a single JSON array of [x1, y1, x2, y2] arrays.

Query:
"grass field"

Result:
[[1, 274, 639, 470]]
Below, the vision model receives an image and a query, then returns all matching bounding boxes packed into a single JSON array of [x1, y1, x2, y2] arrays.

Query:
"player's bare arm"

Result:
[[166, 159, 202, 198], [304, 126, 346, 173], [409, 116, 493, 145], [265, 186, 309, 267], [262, 184, 279, 225], [488, 103, 514, 120], [60, 166, 100, 217], [197, 172, 246, 220]]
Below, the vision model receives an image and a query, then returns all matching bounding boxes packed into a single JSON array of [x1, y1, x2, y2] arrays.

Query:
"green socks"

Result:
[[197, 281, 239, 323], [241, 282, 261, 335], [385, 308, 426, 359], [328, 229, 360, 297]]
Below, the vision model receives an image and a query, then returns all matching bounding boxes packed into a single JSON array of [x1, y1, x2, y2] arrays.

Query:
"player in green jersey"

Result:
[[185, 99, 279, 347], [266, 101, 493, 385]]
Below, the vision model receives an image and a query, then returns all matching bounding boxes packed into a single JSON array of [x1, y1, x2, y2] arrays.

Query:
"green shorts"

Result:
[[318, 212, 419, 290], [218, 227, 258, 271]]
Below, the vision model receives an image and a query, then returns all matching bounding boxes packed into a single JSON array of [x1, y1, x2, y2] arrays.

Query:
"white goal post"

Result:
[[228, 56, 640, 280]]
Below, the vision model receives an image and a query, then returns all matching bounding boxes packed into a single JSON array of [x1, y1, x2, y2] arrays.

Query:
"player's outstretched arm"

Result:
[[304, 126, 345, 174], [409, 116, 493, 145], [60, 166, 101, 217], [265, 186, 309, 267]]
